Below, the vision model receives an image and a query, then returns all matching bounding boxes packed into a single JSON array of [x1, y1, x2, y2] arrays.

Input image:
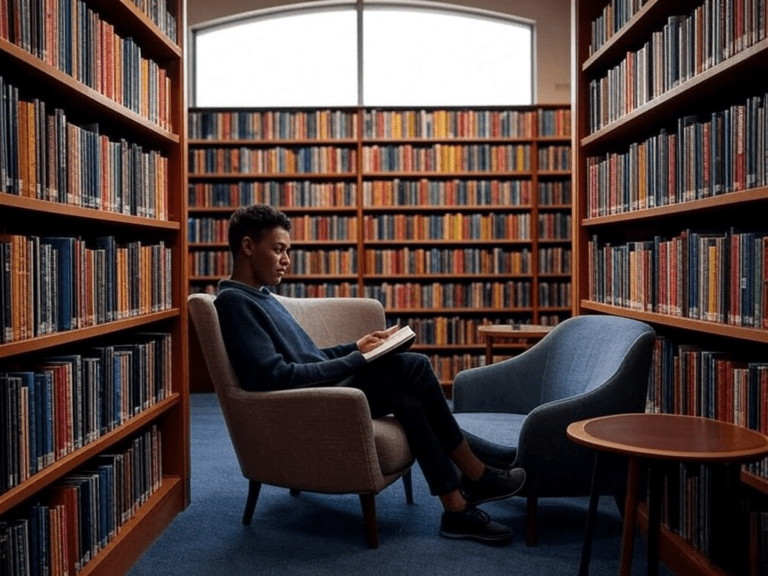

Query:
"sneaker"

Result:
[[439, 506, 513, 542], [461, 466, 526, 505]]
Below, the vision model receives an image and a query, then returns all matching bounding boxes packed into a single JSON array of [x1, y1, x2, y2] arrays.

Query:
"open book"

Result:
[[362, 325, 416, 362]]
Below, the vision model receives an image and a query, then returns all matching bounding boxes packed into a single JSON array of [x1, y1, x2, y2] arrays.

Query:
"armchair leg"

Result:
[[402, 469, 414, 504], [359, 494, 379, 548], [526, 496, 538, 547], [242, 480, 261, 525]]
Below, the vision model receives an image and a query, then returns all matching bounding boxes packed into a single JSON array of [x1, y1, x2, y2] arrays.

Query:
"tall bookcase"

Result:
[[188, 105, 572, 395], [572, 1, 768, 574], [0, 1, 189, 574]]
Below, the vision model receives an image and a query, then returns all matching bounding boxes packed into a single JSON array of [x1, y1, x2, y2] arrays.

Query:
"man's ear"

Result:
[[240, 235, 255, 256]]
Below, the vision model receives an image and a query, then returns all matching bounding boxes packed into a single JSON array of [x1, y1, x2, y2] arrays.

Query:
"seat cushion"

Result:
[[454, 412, 526, 469], [372, 416, 413, 476]]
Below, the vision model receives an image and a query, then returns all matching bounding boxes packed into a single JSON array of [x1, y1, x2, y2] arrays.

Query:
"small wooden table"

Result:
[[477, 324, 552, 365], [567, 413, 768, 576]]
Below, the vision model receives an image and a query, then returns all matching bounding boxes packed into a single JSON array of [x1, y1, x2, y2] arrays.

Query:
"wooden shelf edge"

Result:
[[0, 394, 181, 514], [0, 309, 181, 358], [579, 301, 768, 344], [582, 187, 768, 226], [0, 38, 179, 145], [189, 138, 358, 146], [0, 194, 181, 229], [78, 476, 185, 576], [189, 172, 357, 180]]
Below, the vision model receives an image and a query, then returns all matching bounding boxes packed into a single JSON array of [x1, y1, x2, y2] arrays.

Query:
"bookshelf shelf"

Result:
[[0, 310, 181, 359], [0, 0, 188, 573], [573, 1, 768, 573], [0, 394, 180, 515], [188, 104, 572, 393]]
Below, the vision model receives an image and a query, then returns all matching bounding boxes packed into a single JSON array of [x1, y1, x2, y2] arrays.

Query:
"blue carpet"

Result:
[[128, 393, 671, 575]]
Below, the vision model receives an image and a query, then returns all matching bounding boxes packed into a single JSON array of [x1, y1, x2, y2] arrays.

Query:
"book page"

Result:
[[362, 325, 416, 362]]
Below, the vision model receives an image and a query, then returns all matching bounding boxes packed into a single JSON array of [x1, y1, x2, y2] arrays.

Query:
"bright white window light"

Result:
[[194, 8, 358, 107], [363, 6, 532, 106]]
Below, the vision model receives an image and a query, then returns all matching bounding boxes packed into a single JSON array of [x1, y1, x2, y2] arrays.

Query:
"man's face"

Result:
[[242, 226, 291, 287]]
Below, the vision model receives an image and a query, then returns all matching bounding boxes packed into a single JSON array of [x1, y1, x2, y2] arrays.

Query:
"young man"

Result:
[[214, 204, 526, 542]]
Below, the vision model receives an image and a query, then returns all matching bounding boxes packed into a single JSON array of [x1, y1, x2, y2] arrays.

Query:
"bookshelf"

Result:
[[572, 0, 768, 574], [188, 105, 572, 395], [0, 1, 189, 575]]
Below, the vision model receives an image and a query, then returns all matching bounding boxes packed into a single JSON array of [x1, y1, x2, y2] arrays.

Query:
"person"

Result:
[[214, 204, 526, 543]]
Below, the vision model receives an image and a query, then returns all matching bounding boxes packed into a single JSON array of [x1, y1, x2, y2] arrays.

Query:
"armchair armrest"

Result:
[[223, 386, 385, 493], [453, 342, 550, 414]]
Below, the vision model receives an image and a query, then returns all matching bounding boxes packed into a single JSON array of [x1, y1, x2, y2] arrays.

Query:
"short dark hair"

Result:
[[228, 204, 291, 255]]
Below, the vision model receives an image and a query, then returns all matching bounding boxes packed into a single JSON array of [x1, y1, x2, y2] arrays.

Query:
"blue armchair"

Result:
[[452, 315, 655, 545]]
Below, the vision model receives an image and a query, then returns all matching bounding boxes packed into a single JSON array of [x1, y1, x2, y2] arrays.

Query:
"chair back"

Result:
[[538, 315, 655, 407]]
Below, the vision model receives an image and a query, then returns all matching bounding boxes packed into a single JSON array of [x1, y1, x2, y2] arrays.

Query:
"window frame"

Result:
[[188, 0, 537, 107]]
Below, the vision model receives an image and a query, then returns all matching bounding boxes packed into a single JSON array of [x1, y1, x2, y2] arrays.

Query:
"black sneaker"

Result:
[[439, 506, 513, 542], [461, 466, 526, 505]]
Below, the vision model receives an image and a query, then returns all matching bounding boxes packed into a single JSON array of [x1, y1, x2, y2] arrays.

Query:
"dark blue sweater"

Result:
[[214, 280, 367, 391]]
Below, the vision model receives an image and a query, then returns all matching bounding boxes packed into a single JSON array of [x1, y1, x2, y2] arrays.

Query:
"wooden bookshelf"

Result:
[[0, 1, 189, 574], [572, 0, 768, 573], [187, 105, 572, 395]]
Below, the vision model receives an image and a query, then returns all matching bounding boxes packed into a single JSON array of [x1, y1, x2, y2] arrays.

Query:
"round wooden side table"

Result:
[[567, 413, 768, 576]]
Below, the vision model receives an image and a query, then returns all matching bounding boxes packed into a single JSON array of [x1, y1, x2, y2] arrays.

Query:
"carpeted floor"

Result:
[[128, 393, 671, 575]]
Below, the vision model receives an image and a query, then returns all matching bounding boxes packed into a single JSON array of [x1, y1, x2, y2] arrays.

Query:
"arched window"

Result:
[[191, 2, 534, 107]]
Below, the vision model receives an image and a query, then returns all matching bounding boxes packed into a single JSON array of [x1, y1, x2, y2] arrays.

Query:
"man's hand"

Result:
[[356, 324, 400, 354]]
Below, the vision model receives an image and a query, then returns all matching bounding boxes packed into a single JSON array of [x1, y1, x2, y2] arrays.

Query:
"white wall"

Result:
[[186, 0, 572, 104]]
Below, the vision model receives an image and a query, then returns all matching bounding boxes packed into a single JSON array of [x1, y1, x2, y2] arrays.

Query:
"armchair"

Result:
[[187, 293, 414, 548], [452, 315, 655, 545]]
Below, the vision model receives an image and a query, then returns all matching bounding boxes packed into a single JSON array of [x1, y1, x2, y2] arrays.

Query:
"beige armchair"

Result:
[[187, 293, 414, 548]]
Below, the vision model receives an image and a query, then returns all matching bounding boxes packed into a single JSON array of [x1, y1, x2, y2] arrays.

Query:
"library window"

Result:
[[191, 3, 534, 107]]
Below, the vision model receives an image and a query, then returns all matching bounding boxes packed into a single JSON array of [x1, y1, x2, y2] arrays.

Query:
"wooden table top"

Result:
[[567, 413, 768, 463], [477, 324, 553, 337]]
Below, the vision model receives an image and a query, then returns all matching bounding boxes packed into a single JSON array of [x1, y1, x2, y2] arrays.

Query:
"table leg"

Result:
[[579, 452, 604, 576], [485, 337, 493, 365], [646, 464, 663, 576], [619, 456, 642, 576]]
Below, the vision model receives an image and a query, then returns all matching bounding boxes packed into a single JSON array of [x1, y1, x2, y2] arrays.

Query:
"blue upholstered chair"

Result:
[[452, 315, 656, 545]]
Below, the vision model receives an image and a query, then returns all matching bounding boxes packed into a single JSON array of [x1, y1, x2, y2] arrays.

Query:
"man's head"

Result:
[[228, 204, 292, 288]]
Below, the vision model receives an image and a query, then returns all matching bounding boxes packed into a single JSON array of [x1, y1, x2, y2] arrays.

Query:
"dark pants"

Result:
[[349, 352, 465, 496]]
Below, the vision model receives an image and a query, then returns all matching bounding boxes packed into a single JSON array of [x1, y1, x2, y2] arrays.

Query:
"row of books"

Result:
[[188, 250, 232, 277], [0, 0, 173, 129], [538, 281, 572, 308], [129, 0, 178, 42], [286, 249, 357, 276], [587, 229, 768, 327], [0, 234, 172, 343], [189, 109, 358, 141], [362, 179, 533, 207], [363, 248, 536, 275], [538, 109, 572, 138], [538, 213, 572, 240], [271, 282, 359, 299], [0, 333, 171, 494], [426, 353, 485, 381], [538, 180, 572, 205], [537, 146, 571, 171], [589, 0, 649, 55], [363, 281, 533, 310], [586, 95, 768, 216], [647, 336, 768, 437], [362, 109, 538, 139], [388, 317, 514, 346], [188, 181, 357, 209], [0, 426, 162, 575], [361, 144, 532, 173], [188, 146, 357, 175], [539, 246, 572, 274], [362, 213, 532, 242], [189, 215, 360, 244], [0, 76, 169, 218], [588, 2, 768, 133]]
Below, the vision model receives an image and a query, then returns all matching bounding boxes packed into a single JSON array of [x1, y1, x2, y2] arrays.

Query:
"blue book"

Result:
[[40, 237, 74, 331], [34, 372, 54, 468], [8, 372, 37, 477]]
